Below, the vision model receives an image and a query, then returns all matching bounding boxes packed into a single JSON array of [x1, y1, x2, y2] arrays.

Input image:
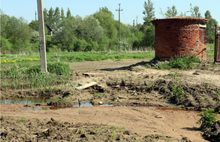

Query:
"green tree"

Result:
[[61, 8, 65, 22], [43, 8, 48, 24], [54, 7, 61, 29], [99, 7, 114, 18], [0, 11, 11, 38], [143, 0, 155, 25], [1, 15, 32, 53], [66, 8, 71, 18], [78, 15, 104, 42], [188, 4, 202, 18], [141, 22, 155, 49], [48, 7, 55, 29], [205, 10, 212, 20], [28, 20, 39, 31], [56, 16, 77, 51], [94, 8, 117, 48], [204, 10, 218, 43], [160, 5, 178, 18], [206, 18, 218, 43]]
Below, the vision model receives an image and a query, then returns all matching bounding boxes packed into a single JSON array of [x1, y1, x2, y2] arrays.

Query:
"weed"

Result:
[[172, 84, 185, 103], [197, 109, 219, 131], [79, 108, 81, 115], [18, 117, 29, 123], [93, 93, 105, 99]]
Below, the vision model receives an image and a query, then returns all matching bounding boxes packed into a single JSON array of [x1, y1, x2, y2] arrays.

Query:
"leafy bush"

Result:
[[197, 109, 219, 131]]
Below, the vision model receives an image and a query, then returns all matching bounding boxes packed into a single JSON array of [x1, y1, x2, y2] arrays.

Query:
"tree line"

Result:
[[0, 1, 218, 54]]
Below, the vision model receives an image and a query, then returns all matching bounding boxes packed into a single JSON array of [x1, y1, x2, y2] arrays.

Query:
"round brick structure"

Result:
[[151, 16, 209, 61]]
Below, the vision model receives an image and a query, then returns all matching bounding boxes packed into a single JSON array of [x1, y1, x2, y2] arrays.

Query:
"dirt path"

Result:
[[1, 58, 220, 142], [1, 106, 210, 142]]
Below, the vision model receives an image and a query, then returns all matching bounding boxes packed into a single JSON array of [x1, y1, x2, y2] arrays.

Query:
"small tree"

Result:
[[61, 8, 65, 22], [66, 8, 71, 18], [143, 0, 155, 26], [159, 5, 178, 18]]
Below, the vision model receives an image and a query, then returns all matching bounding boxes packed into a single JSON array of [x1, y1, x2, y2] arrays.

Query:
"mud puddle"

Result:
[[1, 99, 193, 113]]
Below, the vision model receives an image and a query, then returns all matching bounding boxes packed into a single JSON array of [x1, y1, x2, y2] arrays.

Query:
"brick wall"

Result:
[[151, 17, 209, 61]]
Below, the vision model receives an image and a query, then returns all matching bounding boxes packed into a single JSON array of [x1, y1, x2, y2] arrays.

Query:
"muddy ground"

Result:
[[1, 58, 220, 142]]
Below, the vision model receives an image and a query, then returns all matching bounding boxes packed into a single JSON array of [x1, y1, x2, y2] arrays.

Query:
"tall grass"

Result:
[[1, 62, 72, 91]]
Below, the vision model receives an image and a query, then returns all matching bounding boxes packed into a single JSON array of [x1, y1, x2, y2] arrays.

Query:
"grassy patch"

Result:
[[153, 55, 202, 70]]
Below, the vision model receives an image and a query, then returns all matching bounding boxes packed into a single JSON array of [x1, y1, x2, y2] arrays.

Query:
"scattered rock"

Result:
[[182, 137, 191, 142]]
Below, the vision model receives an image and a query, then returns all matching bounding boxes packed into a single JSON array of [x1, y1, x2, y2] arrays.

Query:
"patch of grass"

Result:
[[18, 117, 29, 123], [156, 55, 201, 70], [93, 93, 105, 99]]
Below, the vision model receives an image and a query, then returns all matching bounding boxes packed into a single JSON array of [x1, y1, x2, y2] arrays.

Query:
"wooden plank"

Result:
[[75, 82, 97, 90]]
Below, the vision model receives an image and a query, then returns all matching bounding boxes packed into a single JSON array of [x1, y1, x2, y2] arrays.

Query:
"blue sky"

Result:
[[1, 0, 220, 25]]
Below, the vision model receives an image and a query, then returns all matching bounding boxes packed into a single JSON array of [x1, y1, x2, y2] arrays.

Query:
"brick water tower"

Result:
[[151, 16, 209, 61]]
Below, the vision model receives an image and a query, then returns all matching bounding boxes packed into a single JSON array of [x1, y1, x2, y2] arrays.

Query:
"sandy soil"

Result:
[[1, 58, 220, 142], [1, 105, 211, 142]]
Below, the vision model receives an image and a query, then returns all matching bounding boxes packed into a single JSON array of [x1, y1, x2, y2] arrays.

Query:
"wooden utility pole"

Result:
[[214, 24, 217, 63], [35, 11, 37, 21], [133, 20, 135, 33], [116, 3, 123, 51], [37, 0, 47, 73]]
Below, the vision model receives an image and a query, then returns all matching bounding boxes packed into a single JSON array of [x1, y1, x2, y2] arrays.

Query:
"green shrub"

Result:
[[47, 62, 71, 75], [157, 55, 201, 70], [25, 65, 41, 74], [197, 109, 219, 131], [1, 37, 13, 53], [172, 84, 185, 103], [25, 62, 71, 75]]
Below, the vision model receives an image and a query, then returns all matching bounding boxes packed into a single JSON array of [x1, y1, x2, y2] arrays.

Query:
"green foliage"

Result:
[[28, 20, 39, 31], [172, 84, 185, 103], [1, 37, 13, 53], [197, 109, 219, 131], [61, 8, 65, 21], [25, 62, 71, 75], [78, 15, 104, 42], [53, 7, 61, 29], [206, 18, 218, 43], [43, 8, 48, 24], [143, 0, 155, 24], [187, 3, 202, 18], [159, 5, 178, 18], [66, 8, 71, 18], [25, 65, 41, 75], [47, 62, 71, 75], [157, 55, 201, 70], [48, 7, 55, 29], [142, 22, 155, 48], [1, 6, 156, 53]]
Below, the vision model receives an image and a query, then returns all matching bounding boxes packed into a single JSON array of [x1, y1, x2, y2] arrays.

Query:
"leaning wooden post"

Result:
[[37, 0, 47, 72], [214, 25, 217, 64]]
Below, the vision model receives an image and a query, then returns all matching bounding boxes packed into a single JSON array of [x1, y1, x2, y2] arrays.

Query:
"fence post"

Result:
[[214, 25, 217, 64]]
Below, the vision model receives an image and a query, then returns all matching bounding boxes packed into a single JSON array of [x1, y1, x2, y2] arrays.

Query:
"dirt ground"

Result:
[[1, 58, 220, 142]]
